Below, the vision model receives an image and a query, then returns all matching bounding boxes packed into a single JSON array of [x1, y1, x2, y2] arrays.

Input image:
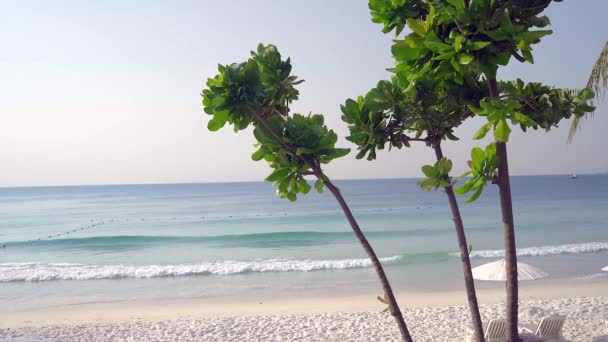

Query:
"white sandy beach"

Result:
[[1, 283, 607, 341]]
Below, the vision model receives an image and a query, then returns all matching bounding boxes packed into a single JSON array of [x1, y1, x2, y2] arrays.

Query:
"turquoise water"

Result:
[[1, 176, 607, 310]]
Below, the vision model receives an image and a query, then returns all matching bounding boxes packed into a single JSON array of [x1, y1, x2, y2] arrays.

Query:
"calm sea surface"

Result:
[[1, 176, 607, 311]]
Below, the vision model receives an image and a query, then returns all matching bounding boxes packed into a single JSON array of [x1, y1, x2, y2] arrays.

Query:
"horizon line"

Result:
[[1, 172, 606, 190]]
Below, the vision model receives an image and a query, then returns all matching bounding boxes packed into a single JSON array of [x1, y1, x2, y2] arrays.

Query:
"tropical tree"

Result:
[[340, 75, 487, 341], [366, 1, 595, 340], [202, 44, 413, 342], [569, 40, 608, 141]]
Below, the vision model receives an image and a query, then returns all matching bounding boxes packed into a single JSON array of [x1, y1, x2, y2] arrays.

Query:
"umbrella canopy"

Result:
[[602, 266, 608, 272], [472, 259, 548, 281]]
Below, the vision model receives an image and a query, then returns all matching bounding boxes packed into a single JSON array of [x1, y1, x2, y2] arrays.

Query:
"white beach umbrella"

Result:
[[472, 259, 548, 281], [602, 266, 608, 272]]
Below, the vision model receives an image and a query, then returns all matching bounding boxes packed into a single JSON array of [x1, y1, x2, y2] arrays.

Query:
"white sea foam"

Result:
[[462, 241, 608, 259], [0, 256, 402, 282]]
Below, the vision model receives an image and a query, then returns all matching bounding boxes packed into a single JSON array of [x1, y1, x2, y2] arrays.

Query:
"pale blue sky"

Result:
[[0, 0, 606, 187]]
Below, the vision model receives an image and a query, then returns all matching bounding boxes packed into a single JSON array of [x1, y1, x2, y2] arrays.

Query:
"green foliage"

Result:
[[253, 114, 349, 201], [418, 158, 453, 191], [340, 79, 406, 160], [367, 1, 594, 202], [202, 44, 349, 201], [203, 60, 261, 132], [369, 0, 426, 35], [376, 0, 560, 86], [340, 77, 483, 160], [351, 2, 595, 205], [499, 80, 595, 131], [462, 86, 593, 205], [585, 40, 608, 99], [468, 80, 595, 147], [455, 144, 498, 202], [570, 40, 608, 141], [468, 97, 523, 142], [251, 44, 304, 110], [202, 44, 302, 132]]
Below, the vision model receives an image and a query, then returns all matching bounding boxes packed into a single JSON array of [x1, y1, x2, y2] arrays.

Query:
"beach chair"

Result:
[[467, 318, 507, 342], [520, 315, 566, 341]]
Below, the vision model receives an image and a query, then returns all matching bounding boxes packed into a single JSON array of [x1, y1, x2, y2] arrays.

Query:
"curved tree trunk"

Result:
[[323, 178, 413, 342], [433, 144, 485, 342], [488, 78, 519, 341], [252, 112, 413, 342]]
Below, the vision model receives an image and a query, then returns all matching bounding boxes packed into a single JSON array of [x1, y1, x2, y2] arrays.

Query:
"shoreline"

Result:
[[2, 281, 607, 328]]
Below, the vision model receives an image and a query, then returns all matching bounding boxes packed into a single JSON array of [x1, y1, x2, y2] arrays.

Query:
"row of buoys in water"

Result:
[[1, 207, 412, 249], [41, 220, 112, 240], [0, 213, 281, 248], [1, 220, 112, 249], [120, 213, 292, 221]]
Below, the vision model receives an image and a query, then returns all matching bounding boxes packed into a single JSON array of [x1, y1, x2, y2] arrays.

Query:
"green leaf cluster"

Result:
[[251, 44, 304, 111], [455, 144, 498, 202], [469, 97, 524, 142], [202, 44, 350, 202], [202, 44, 302, 132], [379, 0, 560, 85], [369, 0, 426, 35], [418, 158, 453, 191], [470, 80, 596, 144], [253, 114, 349, 201], [340, 79, 407, 160], [499, 80, 596, 131], [459, 81, 594, 202], [341, 77, 482, 160]]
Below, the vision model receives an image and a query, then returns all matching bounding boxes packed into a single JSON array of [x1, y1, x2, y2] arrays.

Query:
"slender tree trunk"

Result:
[[251, 112, 413, 341], [323, 178, 413, 342], [488, 78, 519, 341], [433, 144, 485, 342]]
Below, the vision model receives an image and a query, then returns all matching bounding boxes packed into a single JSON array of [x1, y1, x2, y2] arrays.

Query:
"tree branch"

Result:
[[397, 133, 432, 143], [498, 94, 537, 110], [246, 105, 321, 174], [246, 105, 297, 155]]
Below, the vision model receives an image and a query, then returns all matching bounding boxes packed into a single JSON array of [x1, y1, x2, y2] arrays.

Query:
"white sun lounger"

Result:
[[520, 314, 566, 341], [467, 318, 508, 342]]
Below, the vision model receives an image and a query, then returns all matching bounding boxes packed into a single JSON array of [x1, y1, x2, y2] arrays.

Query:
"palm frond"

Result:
[[587, 40, 608, 99], [568, 40, 608, 142]]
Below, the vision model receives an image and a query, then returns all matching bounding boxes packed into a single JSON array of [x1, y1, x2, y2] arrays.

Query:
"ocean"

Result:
[[1, 176, 607, 312]]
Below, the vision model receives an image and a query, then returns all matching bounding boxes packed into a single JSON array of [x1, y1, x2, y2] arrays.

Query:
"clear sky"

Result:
[[1, 0, 606, 187]]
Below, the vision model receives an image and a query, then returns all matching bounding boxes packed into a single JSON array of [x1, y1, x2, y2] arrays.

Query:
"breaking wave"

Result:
[[0, 255, 403, 282], [462, 241, 608, 259]]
